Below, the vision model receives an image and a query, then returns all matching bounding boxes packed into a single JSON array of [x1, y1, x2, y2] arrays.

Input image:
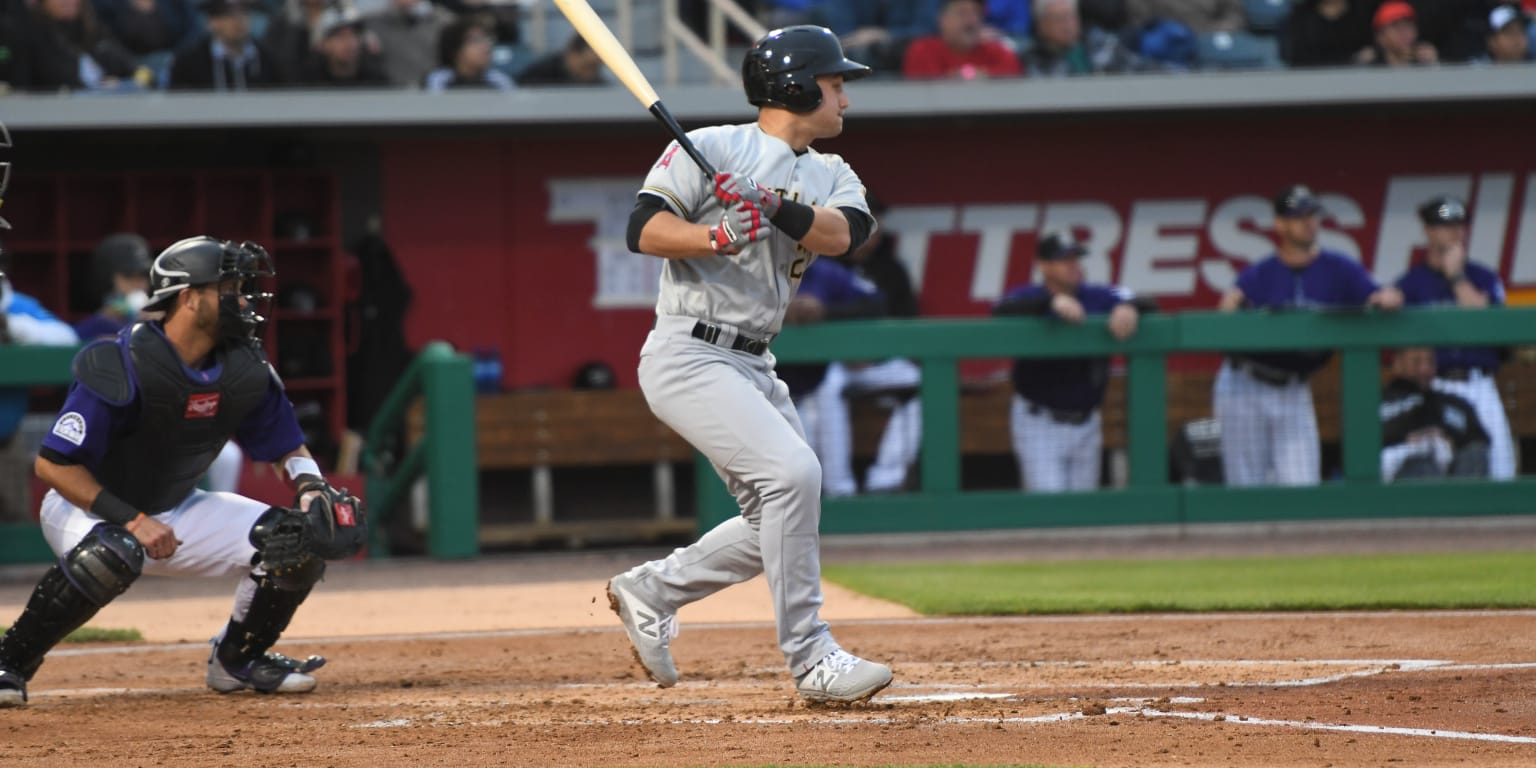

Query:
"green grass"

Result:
[[823, 552, 1536, 614], [0, 626, 142, 643]]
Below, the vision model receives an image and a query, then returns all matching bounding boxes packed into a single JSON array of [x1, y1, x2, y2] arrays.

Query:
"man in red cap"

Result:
[[1359, 1, 1439, 66]]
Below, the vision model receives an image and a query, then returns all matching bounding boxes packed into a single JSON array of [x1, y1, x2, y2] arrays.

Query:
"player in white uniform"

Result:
[[604, 26, 893, 704]]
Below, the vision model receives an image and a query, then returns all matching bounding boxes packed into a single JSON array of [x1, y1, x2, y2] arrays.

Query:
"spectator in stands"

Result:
[[264, 0, 329, 81], [1126, 0, 1244, 34], [515, 32, 603, 86], [423, 15, 511, 90], [73, 233, 152, 342], [811, 0, 940, 74], [994, 230, 1153, 493], [364, 0, 454, 87], [168, 0, 283, 90], [298, 6, 389, 86], [93, 0, 201, 58], [1394, 195, 1516, 480], [1381, 347, 1489, 482], [1476, 4, 1533, 63], [1409, 0, 1492, 62], [1279, 0, 1376, 68], [1213, 184, 1402, 487], [1357, 1, 1438, 66], [10, 0, 142, 92], [1021, 0, 1147, 76], [0, 245, 80, 521], [902, 0, 1023, 79]]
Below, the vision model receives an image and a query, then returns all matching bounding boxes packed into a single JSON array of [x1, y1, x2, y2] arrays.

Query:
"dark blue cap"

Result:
[[1418, 196, 1468, 226], [1274, 184, 1324, 217], [1038, 230, 1088, 261]]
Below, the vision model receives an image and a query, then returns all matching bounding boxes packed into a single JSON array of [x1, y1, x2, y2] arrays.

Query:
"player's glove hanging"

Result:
[[713, 173, 782, 219], [709, 202, 768, 255], [294, 476, 368, 560]]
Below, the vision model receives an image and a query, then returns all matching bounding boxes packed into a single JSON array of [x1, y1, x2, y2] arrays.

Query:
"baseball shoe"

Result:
[[0, 667, 27, 708], [795, 649, 893, 704], [606, 573, 679, 687], [206, 644, 326, 694]]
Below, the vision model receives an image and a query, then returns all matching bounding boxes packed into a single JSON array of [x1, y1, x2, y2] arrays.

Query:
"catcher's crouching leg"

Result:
[[206, 508, 327, 695], [0, 524, 144, 706]]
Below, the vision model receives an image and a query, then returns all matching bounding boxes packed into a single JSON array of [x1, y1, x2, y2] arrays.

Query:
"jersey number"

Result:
[[790, 258, 808, 280]]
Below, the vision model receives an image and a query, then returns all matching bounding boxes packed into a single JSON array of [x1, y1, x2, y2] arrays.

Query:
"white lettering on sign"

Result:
[[1121, 200, 1206, 296], [1469, 173, 1513, 270], [548, 177, 658, 309], [881, 205, 959, 294], [959, 204, 1037, 302], [1204, 195, 1272, 292]]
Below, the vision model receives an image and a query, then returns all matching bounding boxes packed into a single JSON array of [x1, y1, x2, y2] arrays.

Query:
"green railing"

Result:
[[696, 307, 1536, 534], [362, 341, 479, 559]]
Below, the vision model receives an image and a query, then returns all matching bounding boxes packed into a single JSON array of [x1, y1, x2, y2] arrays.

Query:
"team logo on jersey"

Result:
[[185, 392, 221, 419], [656, 144, 681, 169], [52, 412, 86, 446]]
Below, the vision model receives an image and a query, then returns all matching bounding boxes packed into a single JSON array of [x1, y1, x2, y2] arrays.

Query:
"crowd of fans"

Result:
[[0, 0, 1531, 93]]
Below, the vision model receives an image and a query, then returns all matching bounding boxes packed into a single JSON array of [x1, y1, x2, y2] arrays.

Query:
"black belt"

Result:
[[692, 321, 769, 356], [1027, 403, 1094, 426], [1231, 358, 1304, 387], [1437, 367, 1488, 382]]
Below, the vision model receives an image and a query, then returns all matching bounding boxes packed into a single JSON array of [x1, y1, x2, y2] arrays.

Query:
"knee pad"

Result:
[[62, 524, 145, 606]]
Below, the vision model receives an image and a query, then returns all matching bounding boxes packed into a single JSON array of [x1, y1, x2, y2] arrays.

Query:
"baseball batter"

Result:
[[1394, 196, 1515, 480], [605, 25, 893, 704], [0, 237, 366, 707]]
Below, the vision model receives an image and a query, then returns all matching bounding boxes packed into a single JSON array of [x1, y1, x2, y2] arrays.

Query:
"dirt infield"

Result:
[[3, 525, 1536, 767]]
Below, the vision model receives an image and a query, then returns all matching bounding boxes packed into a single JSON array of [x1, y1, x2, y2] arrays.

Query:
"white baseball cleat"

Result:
[[795, 649, 893, 704], [206, 644, 324, 694], [606, 573, 679, 687], [0, 667, 26, 707]]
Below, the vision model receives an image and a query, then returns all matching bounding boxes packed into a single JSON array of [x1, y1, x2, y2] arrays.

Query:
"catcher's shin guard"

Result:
[[0, 525, 144, 679], [214, 572, 316, 670]]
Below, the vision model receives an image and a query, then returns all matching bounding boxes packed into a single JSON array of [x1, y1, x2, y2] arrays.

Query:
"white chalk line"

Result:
[[42, 608, 1536, 658], [1134, 708, 1536, 745]]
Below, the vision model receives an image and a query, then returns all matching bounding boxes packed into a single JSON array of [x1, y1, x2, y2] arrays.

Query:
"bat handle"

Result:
[[648, 102, 717, 181]]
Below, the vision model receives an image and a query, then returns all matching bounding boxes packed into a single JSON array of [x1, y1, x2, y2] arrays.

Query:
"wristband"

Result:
[[768, 198, 815, 241], [93, 490, 141, 527], [284, 455, 322, 483]]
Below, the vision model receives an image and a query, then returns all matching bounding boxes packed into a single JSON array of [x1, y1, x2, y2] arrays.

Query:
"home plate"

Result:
[[881, 692, 1017, 703]]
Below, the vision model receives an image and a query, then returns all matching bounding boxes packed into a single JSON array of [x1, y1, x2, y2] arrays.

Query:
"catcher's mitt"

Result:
[[255, 507, 321, 591], [296, 479, 368, 560]]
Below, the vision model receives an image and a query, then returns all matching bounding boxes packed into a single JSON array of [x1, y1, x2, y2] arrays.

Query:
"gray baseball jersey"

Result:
[[639, 123, 870, 337]]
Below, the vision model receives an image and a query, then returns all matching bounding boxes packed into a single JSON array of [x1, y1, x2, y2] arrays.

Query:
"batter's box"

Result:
[[888, 658, 1448, 690]]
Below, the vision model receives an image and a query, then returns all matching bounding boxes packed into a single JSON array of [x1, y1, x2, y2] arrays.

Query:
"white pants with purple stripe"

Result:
[[1214, 362, 1320, 487]]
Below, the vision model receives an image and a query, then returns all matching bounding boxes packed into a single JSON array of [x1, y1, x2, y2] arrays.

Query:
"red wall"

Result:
[[381, 107, 1536, 390]]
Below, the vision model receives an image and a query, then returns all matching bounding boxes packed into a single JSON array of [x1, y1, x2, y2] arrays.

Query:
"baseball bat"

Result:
[[551, 0, 718, 181]]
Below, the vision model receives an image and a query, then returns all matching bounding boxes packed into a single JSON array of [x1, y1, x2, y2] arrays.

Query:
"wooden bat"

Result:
[[551, 0, 718, 180]]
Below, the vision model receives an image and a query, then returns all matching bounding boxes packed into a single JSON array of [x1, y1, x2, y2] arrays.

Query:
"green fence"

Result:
[[362, 341, 479, 559], [0, 346, 77, 563], [696, 307, 1536, 534]]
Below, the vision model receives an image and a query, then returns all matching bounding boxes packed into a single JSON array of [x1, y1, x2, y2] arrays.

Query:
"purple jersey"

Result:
[[797, 256, 881, 305], [40, 324, 305, 474], [996, 283, 1133, 412], [1232, 249, 1381, 376], [1395, 261, 1505, 373]]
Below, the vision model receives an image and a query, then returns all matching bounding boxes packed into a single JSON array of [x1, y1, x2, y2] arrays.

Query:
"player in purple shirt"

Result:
[[0, 237, 367, 708], [1214, 184, 1403, 487], [994, 231, 1152, 492], [1394, 195, 1515, 480]]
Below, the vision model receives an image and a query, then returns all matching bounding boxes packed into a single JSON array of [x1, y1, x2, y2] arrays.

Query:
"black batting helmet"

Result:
[[742, 25, 871, 113], [145, 236, 275, 342]]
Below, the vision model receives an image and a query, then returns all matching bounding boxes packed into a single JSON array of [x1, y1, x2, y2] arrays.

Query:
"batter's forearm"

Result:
[[638, 211, 721, 259]]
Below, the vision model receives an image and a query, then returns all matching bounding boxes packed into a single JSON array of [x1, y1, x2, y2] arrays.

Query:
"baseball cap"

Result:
[[1273, 184, 1324, 218], [1418, 196, 1468, 226], [312, 7, 366, 47], [1373, 1, 1415, 30], [1037, 231, 1088, 261], [1489, 4, 1528, 32], [94, 233, 152, 278]]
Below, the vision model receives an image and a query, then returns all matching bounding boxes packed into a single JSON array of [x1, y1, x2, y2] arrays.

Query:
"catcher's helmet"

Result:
[[742, 25, 871, 113], [145, 236, 275, 343]]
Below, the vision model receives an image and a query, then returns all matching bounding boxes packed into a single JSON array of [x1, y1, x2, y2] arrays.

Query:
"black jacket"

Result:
[[168, 35, 282, 90], [1380, 377, 1488, 450]]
